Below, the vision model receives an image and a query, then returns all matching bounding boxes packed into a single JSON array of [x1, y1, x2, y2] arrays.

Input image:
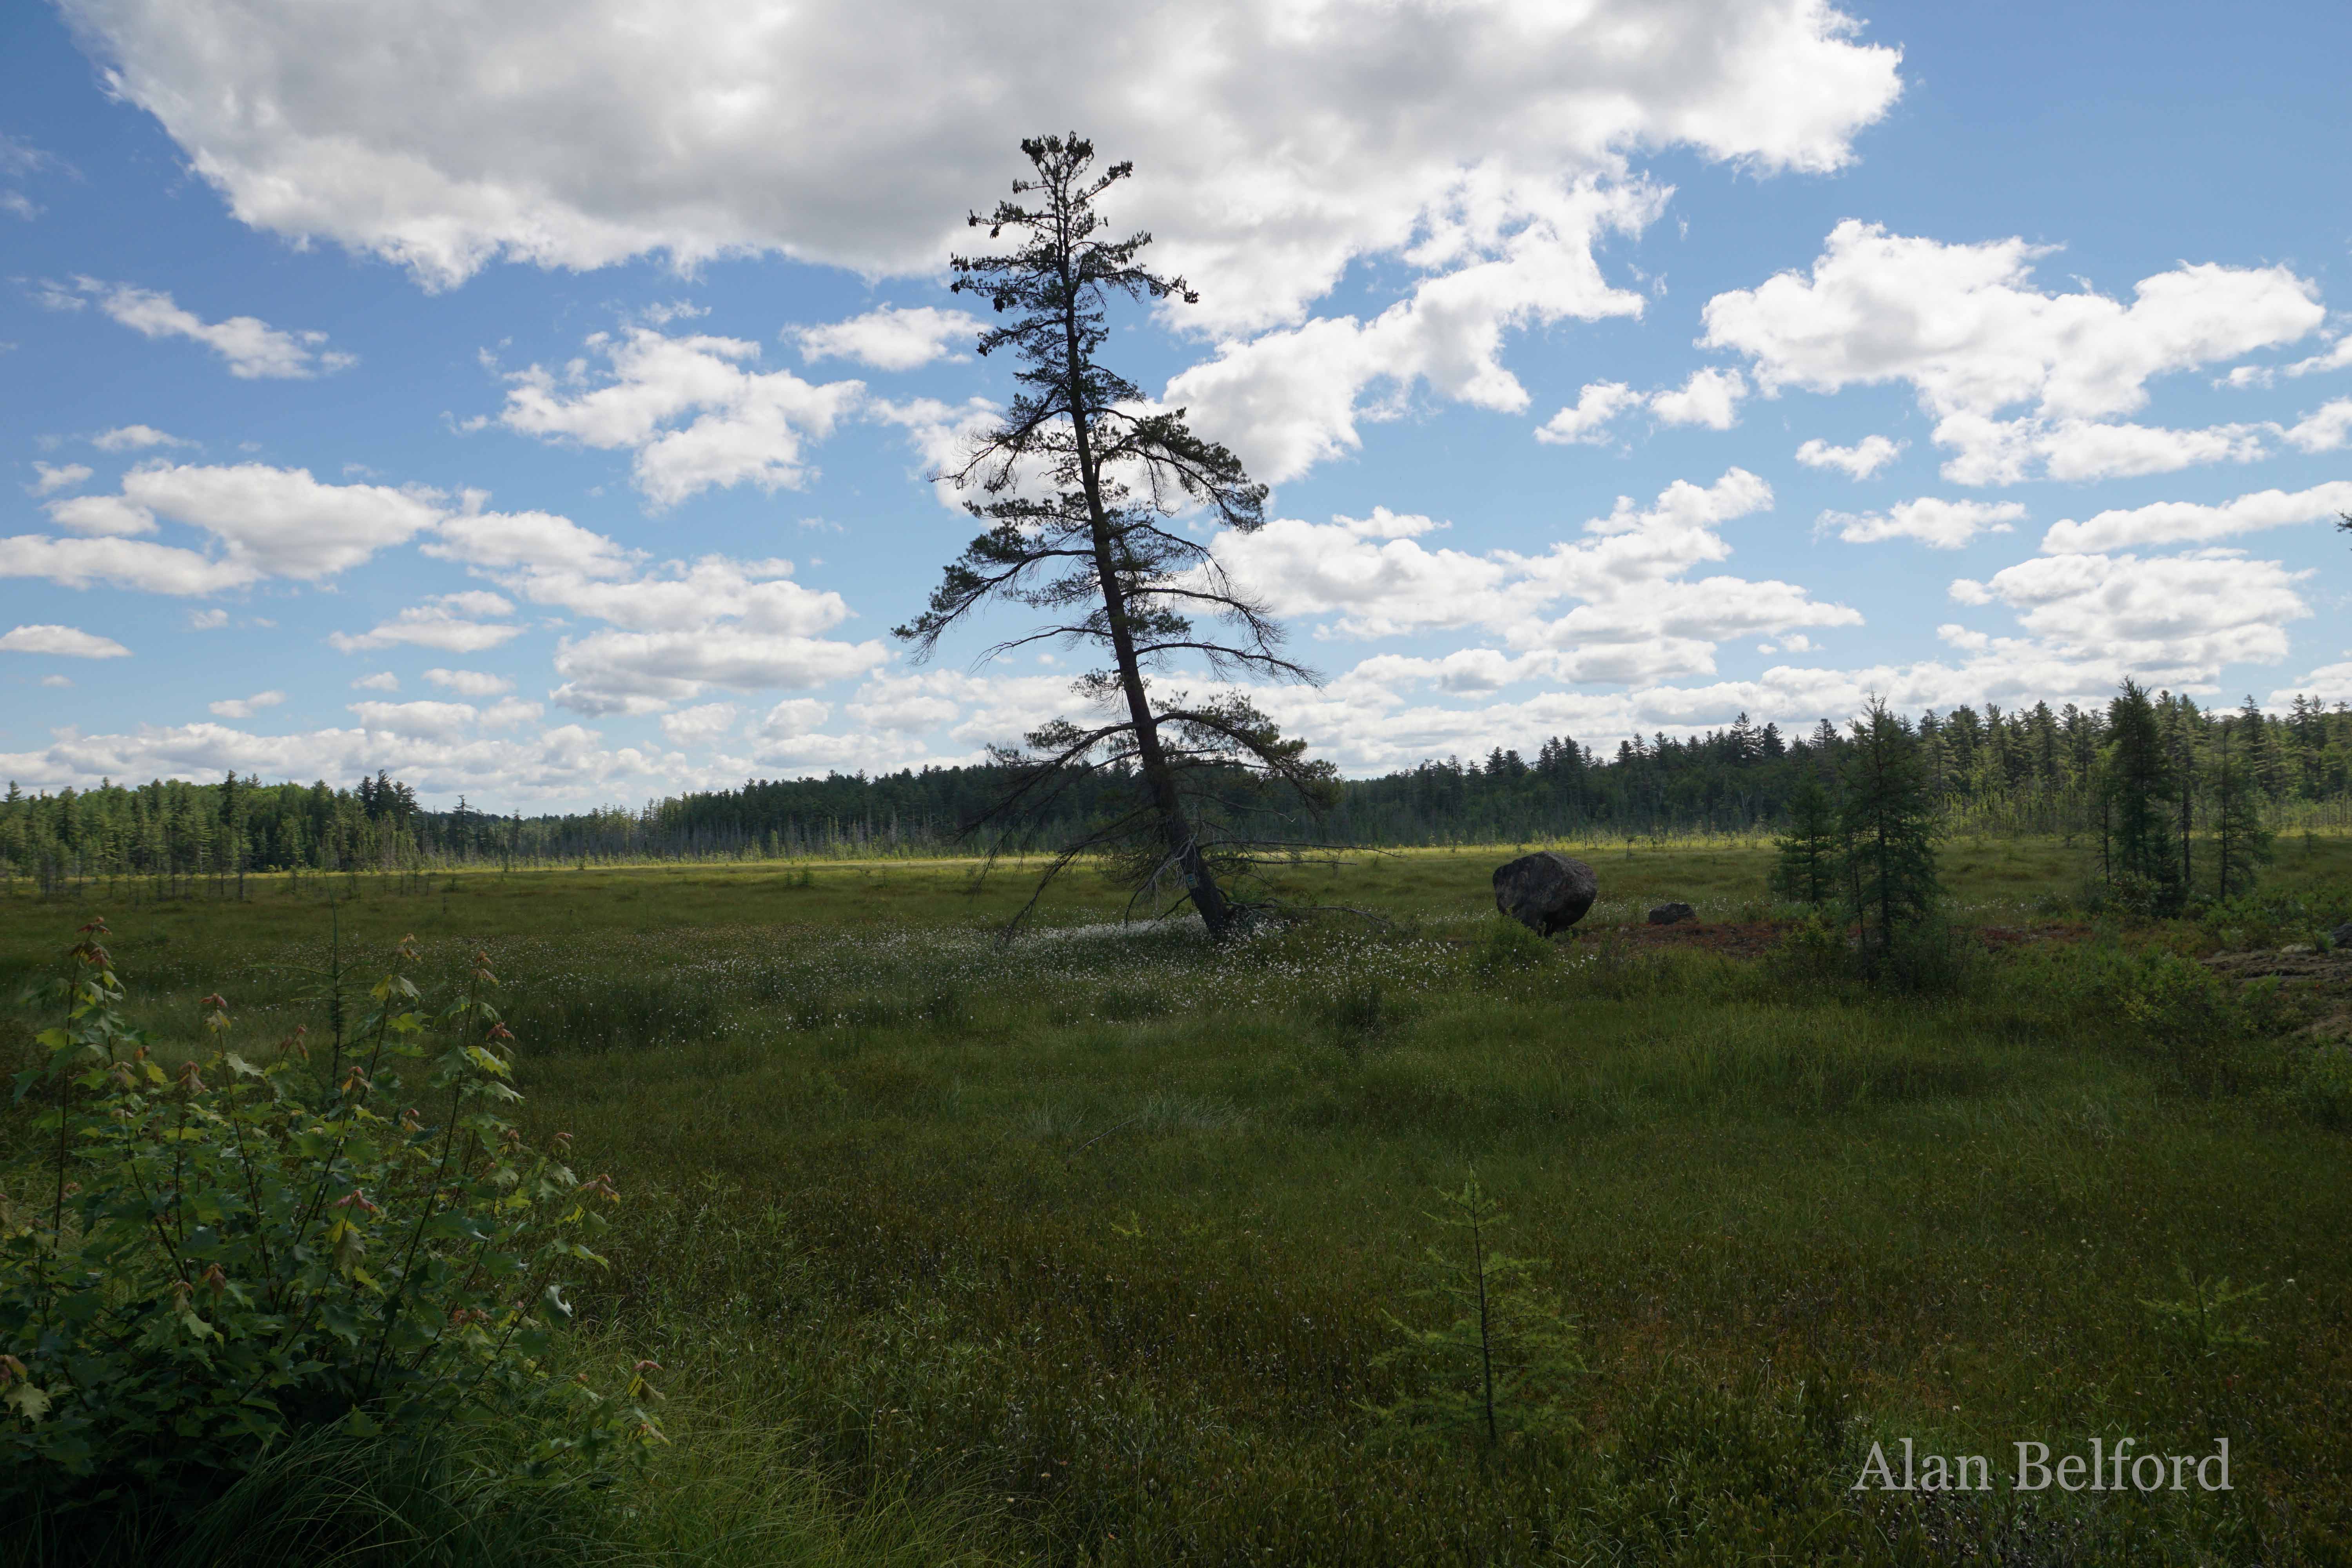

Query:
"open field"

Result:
[[5, 839, 2352, 1564]]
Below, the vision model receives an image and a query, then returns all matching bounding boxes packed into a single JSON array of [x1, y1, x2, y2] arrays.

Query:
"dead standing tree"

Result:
[[896, 134, 1334, 938]]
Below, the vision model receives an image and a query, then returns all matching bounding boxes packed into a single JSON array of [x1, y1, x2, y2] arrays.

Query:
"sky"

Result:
[[3, 0, 2349, 812]]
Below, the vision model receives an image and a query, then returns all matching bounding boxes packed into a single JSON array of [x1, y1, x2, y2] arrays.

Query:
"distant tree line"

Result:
[[4, 691, 2350, 893]]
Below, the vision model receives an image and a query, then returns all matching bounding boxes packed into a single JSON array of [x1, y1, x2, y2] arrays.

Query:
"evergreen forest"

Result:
[[6, 689, 2351, 892]]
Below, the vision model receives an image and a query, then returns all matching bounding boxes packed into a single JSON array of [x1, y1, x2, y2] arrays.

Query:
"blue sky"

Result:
[[4, 0, 2348, 810]]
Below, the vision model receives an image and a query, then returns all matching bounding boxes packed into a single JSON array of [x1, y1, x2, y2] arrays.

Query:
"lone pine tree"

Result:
[[898, 135, 1333, 936]]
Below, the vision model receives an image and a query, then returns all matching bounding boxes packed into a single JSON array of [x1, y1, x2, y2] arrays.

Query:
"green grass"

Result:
[[5, 839, 2351, 1564]]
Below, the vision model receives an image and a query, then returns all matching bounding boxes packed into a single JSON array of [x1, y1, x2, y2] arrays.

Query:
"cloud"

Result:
[[425, 500, 886, 712], [1955, 549, 2309, 677], [73, 1, 1904, 496], [495, 327, 864, 506], [1534, 381, 1642, 445], [45, 494, 158, 536], [550, 628, 887, 715], [13, 464, 441, 592], [659, 702, 739, 747], [352, 671, 399, 690], [1210, 469, 1858, 683], [2, 135, 60, 219], [1794, 433, 1902, 478], [1702, 220, 2325, 484], [793, 305, 981, 370], [2281, 397, 2352, 454], [0, 534, 257, 595], [122, 463, 443, 577], [1822, 497, 2025, 549], [0, 624, 132, 658], [329, 593, 523, 653], [0, 715, 698, 802], [2272, 653, 2352, 707], [347, 699, 496, 741], [1931, 413, 2269, 487], [209, 689, 286, 718], [1648, 366, 1747, 429], [28, 462, 93, 495], [425, 667, 515, 697], [90, 423, 193, 450], [1166, 179, 1662, 481], [76, 280, 354, 377], [188, 608, 230, 630], [2038, 480, 2352, 554], [756, 697, 832, 739], [1532, 365, 1746, 448], [2231, 336, 2352, 388], [426, 505, 639, 579], [66, 0, 1902, 318]]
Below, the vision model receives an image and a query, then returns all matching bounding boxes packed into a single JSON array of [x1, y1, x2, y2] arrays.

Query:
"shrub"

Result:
[[1473, 916, 1556, 975], [0, 922, 660, 1527], [2283, 1041, 2352, 1131], [2103, 947, 2283, 1094]]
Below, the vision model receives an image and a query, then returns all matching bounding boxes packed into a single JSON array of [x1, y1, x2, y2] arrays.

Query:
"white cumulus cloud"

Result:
[[425, 668, 515, 697], [2281, 397, 2352, 454], [90, 424, 194, 450], [659, 702, 739, 747], [28, 462, 93, 495], [495, 327, 864, 507], [329, 593, 522, 653], [1955, 549, 2309, 677], [793, 305, 981, 370], [1822, 497, 2025, 549], [2038, 480, 2352, 554], [1211, 470, 1857, 684], [62, 0, 1901, 317], [1794, 433, 1902, 478], [76, 280, 354, 377], [1534, 382, 1643, 445], [1702, 220, 2324, 484], [0, 623, 132, 658], [209, 689, 286, 719]]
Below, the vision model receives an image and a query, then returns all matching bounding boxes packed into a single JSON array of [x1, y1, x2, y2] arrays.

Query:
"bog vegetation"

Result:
[[2, 825, 2350, 1564]]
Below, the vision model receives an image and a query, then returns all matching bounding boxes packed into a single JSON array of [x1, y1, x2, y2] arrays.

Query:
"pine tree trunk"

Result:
[[1057, 250, 1234, 938]]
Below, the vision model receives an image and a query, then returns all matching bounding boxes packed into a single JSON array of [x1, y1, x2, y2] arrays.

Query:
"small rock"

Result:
[[2331, 921, 2352, 949], [1648, 901, 1696, 926], [1492, 852, 1598, 937]]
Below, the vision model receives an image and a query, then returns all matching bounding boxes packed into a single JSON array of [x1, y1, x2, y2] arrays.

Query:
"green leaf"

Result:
[[4, 1382, 52, 1423]]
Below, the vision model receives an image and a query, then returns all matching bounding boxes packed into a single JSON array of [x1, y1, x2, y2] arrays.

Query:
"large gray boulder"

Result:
[[2331, 921, 2352, 951], [1493, 852, 1598, 937]]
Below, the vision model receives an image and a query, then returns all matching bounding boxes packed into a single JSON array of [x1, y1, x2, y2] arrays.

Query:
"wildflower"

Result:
[[332, 1190, 381, 1217]]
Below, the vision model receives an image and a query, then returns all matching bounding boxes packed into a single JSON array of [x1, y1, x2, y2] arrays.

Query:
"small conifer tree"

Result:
[[2211, 718, 2275, 899], [2103, 678, 2181, 915], [1769, 769, 1839, 906], [1366, 1176, 1584, 1452], [1837, 698, 1942, 962]]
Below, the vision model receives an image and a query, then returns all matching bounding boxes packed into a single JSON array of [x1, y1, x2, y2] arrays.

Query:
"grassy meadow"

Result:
[[4, 838, 2351, 1565]]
